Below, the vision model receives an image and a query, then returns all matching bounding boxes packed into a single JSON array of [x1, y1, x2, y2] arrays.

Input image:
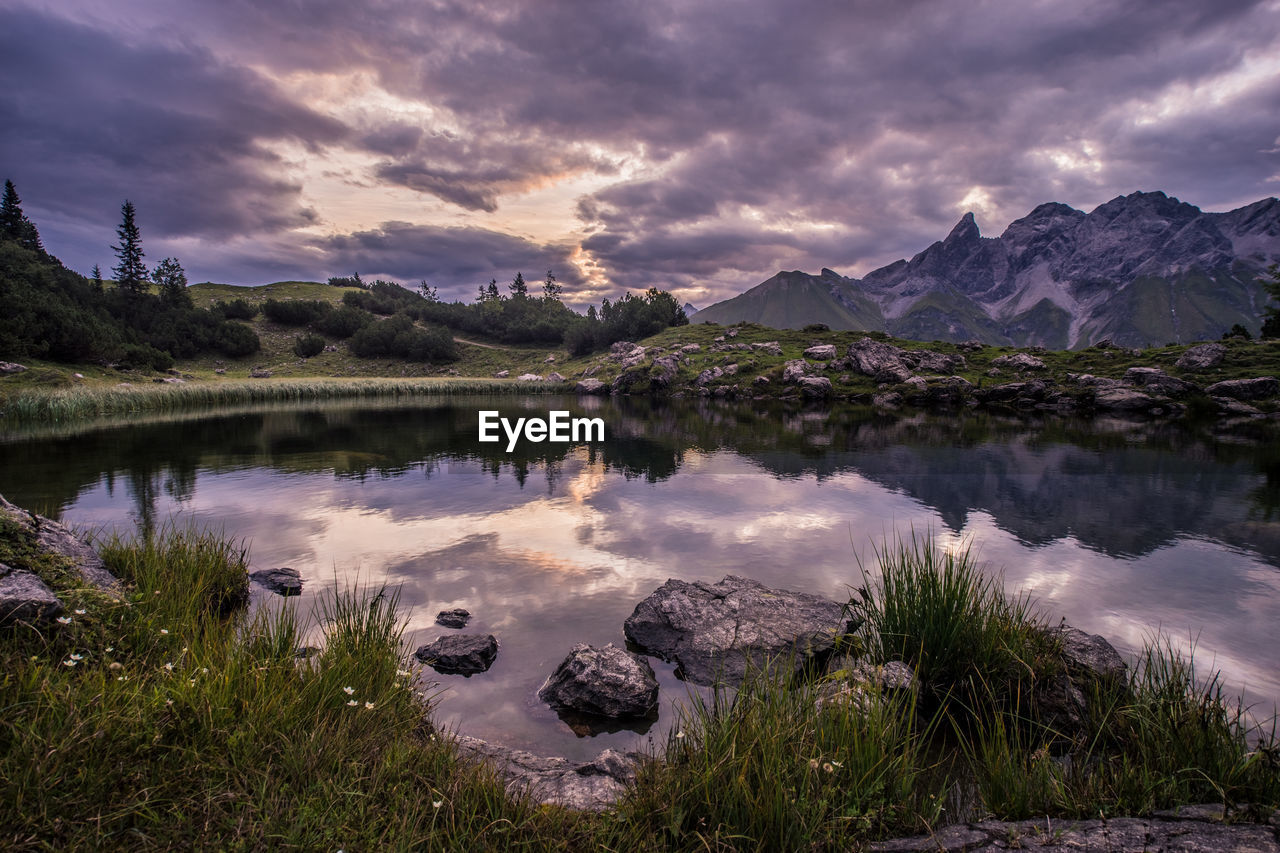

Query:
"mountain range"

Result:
[[695, 191, 1280, 348]]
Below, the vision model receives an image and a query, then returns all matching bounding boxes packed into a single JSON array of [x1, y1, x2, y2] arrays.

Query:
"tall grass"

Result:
[[0, 377, 563, 425]]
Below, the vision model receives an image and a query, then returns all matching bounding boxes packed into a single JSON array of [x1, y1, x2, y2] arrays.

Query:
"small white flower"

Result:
[[163, 662, 174, 671], [105, 647, 113, 652], [63, 659, 77, 667], [154, 590, 161, 595], [396, 669, 410, 677], [117, 675, 127, 681], [347, 700, 358, 706], [343, 686, 355, 695], [675, 730, 685, 739], [70, 653, 83, 661], [159, 629, 169, 635], [364, 702, 375, 710], [181, 647, 188, 653], [56, 617, 72, 625], [432, 800, 443, 809], [74, 609, 86, 615], [189, 679, 196, 686], [201, 667, 209, 674], [165, 699, 174, 706]]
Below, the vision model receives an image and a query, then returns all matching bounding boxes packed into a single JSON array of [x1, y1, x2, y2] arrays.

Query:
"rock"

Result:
[[538, 643, 659, 719], [516, 373, 543, 381], [1175, 342, 1227, 371], [0, 566, 64, 625], [904, 350, 966, 373], [214, 368, 226, 375], [848, 338, 912, 383], [1049, 625, 1127, 682], [679, 343, 701, 354], [453, 735, 639, 811], [648, 355, 681, 390], [868, 817, 1279, 852], [249, 567, 302, 597], [803, 344, 837, 360], [323, 345, 338, 352], [751, 341, 782, 356], [1069, 373, 1124, 390], [753, 375, 770, 386], [609, 341, 637, 356], [623, 575, 858, 686], [249, 368, 272, 378], [575, 378, 608, 395], [818, 657, 919, 711], [798, 376, 832, 398], [1123, 367, 1198, 397], [544, 355, 556, 363], [957, 339, 985, 351], [160, 377, 185, 384], [872, 391, 903, 409], [1205, 376, 1278, 400], [695, 366, 723, 386], [981, 380, 1048, 404], [436, 608, 471, 628], [547, 372, 565, 382], [494, 370, 509, 378], [991, 352, 1046, 371], [0, 495, 118, 591], [912, 376, 973, 406], [1214, 397, 1263, 416], [903, 376, 927, 391], [415, 633, 499, 675], [1092, 387, 1161, 413], [781, 359, 811, 383], [0, 361, 27, 374]]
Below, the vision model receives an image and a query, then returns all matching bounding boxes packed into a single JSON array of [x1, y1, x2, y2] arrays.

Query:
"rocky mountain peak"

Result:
[[944, 212, 980, 244]]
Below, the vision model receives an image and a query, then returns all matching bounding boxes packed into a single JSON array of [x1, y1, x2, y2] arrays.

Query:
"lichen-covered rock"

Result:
[[991, 352, 1046, 371], [516, 373, 544, 382], [454, 735, 640, 811], [415, 633, 499, 675], [546, 372, 565, 382], [803, 344, 837, 360], [0, 495, 118, 591], [1091, 387, 1160, 413], [0, 565, 64, 625], [436, 608, 471, 628], [249, 567, 302, 596], [848, 338, 913, 383], [1122, 367, 1198, 397], [782, 359, 811, 383], [575, 378, 607, 395], [538, 643, 659, 719], [1175, 342, 1227, 371], [1205, 376, 1278, 400], [623, 575, 858, 686], [798, 376, 832, 398], [904, 350, 966, 373], [751, 341, 782, 356], [494, 370, 509, 378]]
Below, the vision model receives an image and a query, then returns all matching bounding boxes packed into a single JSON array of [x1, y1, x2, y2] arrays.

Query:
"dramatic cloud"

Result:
[[5, 0, 1279, 302]]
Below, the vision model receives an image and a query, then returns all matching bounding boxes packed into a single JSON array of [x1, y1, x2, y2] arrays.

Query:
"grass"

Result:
[[1, 521, 1277, 849]]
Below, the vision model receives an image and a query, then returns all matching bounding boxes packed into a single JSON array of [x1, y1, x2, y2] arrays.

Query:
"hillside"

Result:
[[697, 193, 1280, 348]]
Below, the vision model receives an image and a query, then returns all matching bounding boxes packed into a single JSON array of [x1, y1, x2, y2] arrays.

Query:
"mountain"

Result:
[[696, 192, 1280, 348], [682, 302, 699, 316]]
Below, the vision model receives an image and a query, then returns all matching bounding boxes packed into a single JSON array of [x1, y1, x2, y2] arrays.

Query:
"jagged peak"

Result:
[[1090, 190, 1200, 219], [944, 212, 980, 243], [819, 267, 842, 279]]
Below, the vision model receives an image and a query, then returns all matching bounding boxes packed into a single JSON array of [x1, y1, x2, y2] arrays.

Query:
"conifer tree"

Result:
[[112, 200, 148, 294], [1, 179, 45, 253], [542, 269, 562, 301], [90, 263, 104, 293], [509, 271, 528, 297], [153, 256, 191, 307]]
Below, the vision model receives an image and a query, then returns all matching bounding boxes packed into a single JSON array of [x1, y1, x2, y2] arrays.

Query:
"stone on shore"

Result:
[[453, 735, 640, 812], [538, 643, 659, 719], [623, 575, 858, 685], [848, 337, 913, 384], [576, 378, 607, 394], [798, 376, 832, 398], [0, 495, 118, 591], [803, 344, 837, 360], [415, 633, 499, 675], [1122, 366, 1199, 398], [1205, 376, 1278, 400], [1175, 342, 1226, 371], [249, 567, 303, 597], [0, 564, 64, 625]]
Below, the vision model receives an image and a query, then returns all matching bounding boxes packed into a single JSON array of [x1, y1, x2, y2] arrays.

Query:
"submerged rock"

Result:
[[436, 608, 471, 629], [249, 567, 302, 597], [415, 633, 499, 675], [623, 575, 858, 686], [538, 643, 659, 719]]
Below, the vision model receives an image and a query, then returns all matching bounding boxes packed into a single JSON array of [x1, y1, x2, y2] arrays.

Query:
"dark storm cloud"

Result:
[[8, 0, 1280, 300], [312, 221, 580, 301], [0, 5, 347, 268]]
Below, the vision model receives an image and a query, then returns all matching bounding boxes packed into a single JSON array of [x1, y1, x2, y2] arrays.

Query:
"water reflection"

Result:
[[2, 396, 1278, 759]]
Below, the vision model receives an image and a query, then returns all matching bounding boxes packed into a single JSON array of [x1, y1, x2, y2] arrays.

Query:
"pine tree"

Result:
[[1, 179, 45, 253], [90, 264, 104, 293], [153, 256, 191, 307], [542, 269, 562, 301], [486, 279, 501, 301], [509, 271, 528, 297], [112, 200, 148, 294]]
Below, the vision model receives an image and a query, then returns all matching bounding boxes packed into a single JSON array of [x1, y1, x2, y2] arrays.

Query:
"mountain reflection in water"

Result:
[[2, 395, 1277, 760]]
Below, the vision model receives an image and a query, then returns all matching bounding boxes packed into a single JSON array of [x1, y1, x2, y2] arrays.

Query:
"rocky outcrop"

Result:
[[903, 350, 966, 373], [991, 352, 1046, 371], [848, 338, 913, 383], [623, 575, 858, 685], [538, 643, 659, 719], [1175, 342, 1227, 371], [453, 735, 641, 812], [781, 360, 811, 383], [0, 563, 64, 625], [1205, 376, 1279, 400], [0, 495, 118, 591], [803, 344, 837, 360], [798, 376, 832, 398], [249, 567, 302, 597], [1050, 625, 1127, 683], [1123, 366, 1199, 398], [436, 608, 471, 628], [868, 813, 1280, 852], [415, 634, 499, 675], [575, 378, 608, 395]]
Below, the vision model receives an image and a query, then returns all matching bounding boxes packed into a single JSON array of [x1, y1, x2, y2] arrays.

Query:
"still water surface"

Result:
[[2, 395, 1278, 760]]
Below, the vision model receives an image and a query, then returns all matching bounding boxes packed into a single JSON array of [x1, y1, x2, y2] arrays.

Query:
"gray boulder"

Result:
[[0, 361, 27, 374], [415, 633, 499, 675], [1049, 625, 1127, 683], [516, 373, 544, 382], [648, 355, 681, 390], [751, 341, 782, 356], [546, 372, 565, 383], [0, 564, 64, 625], [436, 608, 471, 628], [1175, 342, 1226, 371], [848, 338, 912, 383], [798, 376, 833, 398], [1122, 367, 1198, 398], [781, 359, 811, 383], [494, 370, 509, 378], [991, 352, 1047, 371], [249, 567, 302, 597], [453, 735, 639, 812], [538, 643, 659, 719], [695, 366, 724, 386], [1092, 387, 1161, 413], [249, 368, 272, 378], [0, 495, 118, 591], [623, 575, 858, 686], [803, 344, 837, 360], [1205, 376, 1278, 400], [904, 350, 966, 373], [679, 343, 701, 354], [575, 378, 607, 395]]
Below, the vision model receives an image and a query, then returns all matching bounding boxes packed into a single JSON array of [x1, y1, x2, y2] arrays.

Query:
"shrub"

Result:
[[314, 306, 373, 338], [214, 298, 258, 320], [293, 334, 326, 358], [119, 342, 174, 371], [213, 321, 260, 357], [261, 298, 331, 326], [348, 314, 458, 362]]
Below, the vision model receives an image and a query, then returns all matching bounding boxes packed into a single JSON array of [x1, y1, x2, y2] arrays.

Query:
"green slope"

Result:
[[695, 271, 883, 330]]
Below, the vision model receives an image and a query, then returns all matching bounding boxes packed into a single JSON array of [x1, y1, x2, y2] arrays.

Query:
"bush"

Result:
[[1221, 323, 1253, 341], [118, 343, 174, 371], [314, 306, 373, 338], [214, 298, 258, 320], [348, 314, 458, 362], [213, 321, 260, 357], [261, 299, 331, 326], [293, 333, 326, 358], [803, 323, 831, 333]]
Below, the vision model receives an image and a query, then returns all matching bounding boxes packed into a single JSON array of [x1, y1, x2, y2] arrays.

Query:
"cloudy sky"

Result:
[[3, 0, 1279, 308]]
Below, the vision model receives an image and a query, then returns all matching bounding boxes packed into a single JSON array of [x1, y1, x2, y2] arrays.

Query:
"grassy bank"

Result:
[[0, 376, 564, 424], [2, 522, 1277, 849]]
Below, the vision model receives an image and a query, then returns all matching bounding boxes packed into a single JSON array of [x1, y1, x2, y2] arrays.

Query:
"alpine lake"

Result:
[[3, 394, 1278, 761]]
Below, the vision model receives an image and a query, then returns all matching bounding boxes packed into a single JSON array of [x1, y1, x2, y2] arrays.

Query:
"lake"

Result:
[[2, 395, 1278, 760]]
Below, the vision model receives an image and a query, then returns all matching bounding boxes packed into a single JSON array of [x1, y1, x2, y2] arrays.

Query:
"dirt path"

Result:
[[452, 336, 513, 350]]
